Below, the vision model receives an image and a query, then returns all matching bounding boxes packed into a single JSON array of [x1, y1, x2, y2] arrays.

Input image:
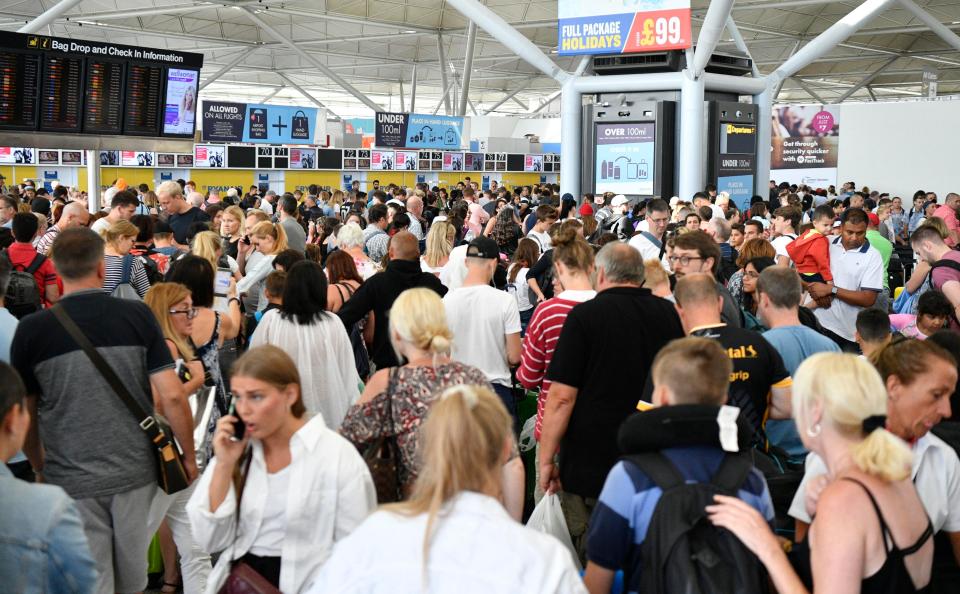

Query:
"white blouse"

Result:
[[186, 415, 376, 594], [306, 492, 587, 594], [249, 310, 361, 429], [237, 252, 276, 313]]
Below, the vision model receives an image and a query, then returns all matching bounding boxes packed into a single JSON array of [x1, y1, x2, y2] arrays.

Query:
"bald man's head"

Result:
[[389, 231, 419, 261], [674, 273, 721, 308], [60, 202, 90, 229]]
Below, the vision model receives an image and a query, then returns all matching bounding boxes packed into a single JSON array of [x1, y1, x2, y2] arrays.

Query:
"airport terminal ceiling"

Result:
[[0, 0, 959, 119]]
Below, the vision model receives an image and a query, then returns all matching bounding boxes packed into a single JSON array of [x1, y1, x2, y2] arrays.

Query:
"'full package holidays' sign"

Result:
[[558, 0, 691, 56], [375, 112, 463, 149]]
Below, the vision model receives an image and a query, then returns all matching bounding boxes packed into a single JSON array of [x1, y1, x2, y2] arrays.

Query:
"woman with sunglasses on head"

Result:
[[187, 345, 375, 593], [145, 283, 213, 594]]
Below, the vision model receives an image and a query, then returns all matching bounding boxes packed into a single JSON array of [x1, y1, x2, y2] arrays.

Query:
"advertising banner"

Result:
[[771, 104, 840, 188], [195, 145, 225, 168], [396, 150, 418, 170], [558, 0, 691, 56], [163, 69, 199, 136], [595, 122, 655, 195], [120, 151, 155, 167], [464, 152, 484, 171], [717, 123, 757, 210], [524, 154, 544, 172], [371, 150, 395, 170], [290, 148, 315, 169], [375, 112, 464, 149], [201, 101, 246, 142], [442, 152, 464, 171]]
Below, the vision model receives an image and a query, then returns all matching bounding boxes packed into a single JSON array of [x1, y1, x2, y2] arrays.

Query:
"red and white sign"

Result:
[[0, 147, 13, 164]]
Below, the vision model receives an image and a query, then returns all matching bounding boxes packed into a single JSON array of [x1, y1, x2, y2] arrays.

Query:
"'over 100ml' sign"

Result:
[[558, 0, 691, 56]]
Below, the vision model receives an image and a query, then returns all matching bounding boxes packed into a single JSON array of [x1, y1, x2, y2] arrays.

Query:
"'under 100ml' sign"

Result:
[[558, 0, 691, 56]]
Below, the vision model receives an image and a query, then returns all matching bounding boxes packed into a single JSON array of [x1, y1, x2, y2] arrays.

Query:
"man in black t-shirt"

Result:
[[156, 180, 210, 247], [539, 243, 684, 516], [673, 273, 793, 441]]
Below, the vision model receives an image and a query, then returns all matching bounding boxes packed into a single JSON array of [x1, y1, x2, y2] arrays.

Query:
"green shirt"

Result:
[[866, 229, 892, 289]]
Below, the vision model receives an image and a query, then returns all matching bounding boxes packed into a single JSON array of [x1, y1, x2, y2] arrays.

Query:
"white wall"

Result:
[[839, 100, 960, 199]]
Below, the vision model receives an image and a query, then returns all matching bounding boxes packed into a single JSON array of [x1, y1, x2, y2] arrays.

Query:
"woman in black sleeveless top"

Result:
[[707, 352, 935, 593]]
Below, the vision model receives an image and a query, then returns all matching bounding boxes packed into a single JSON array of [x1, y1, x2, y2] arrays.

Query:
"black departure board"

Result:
[[0, 32, 202, 137], [84, 58, 124, 134], [124, 63, 163, 135], [0, 51, 41, 130], [40, 54, 84, 132]]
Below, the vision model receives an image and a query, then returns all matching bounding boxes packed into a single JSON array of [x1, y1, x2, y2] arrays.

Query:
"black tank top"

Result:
[[793, 478, 934, 593]]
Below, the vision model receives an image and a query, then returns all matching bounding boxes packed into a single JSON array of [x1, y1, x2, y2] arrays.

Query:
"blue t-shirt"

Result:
[[586, 446, 774, 593], [762, 325, 840, 459]]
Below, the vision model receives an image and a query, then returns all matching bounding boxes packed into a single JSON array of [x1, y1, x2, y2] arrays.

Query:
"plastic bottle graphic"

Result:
[[600, 160, 608, 179]]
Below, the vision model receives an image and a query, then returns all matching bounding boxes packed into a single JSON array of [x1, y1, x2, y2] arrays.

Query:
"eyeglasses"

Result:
[[667, 255, 703, 266], [169, 307, 199, 320]]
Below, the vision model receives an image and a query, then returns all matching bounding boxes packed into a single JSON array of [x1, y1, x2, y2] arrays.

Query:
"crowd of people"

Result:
[[0, 175, 959, 594]]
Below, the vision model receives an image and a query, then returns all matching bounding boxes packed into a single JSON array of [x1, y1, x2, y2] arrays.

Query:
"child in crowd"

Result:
[[889, 290, 952, 339], [787, 205, 835, 309], [507, 238, 540, 336], [854, 308, 892, 358], [254, 270, 285, 323]]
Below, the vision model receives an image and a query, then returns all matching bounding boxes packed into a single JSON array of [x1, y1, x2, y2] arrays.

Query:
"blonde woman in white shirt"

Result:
[[187, 345, 376, 594], [310, 384, 586, 594]]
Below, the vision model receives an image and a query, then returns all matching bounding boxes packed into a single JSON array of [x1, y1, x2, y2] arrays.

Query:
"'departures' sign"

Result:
[[558, 0, 691, 56]]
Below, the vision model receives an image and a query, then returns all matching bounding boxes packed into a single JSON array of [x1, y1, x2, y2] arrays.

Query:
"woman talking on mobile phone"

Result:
[[186, 345, 376, 593]]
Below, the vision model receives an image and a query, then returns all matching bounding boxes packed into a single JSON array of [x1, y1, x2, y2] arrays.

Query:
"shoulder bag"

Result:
[[51, 306, 190, 494], [362, 367, 402, 503], [218, 453, 281, 594]]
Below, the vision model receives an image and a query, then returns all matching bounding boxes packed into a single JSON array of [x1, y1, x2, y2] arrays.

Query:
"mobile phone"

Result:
[[228, 397, 245, 442], [214, 268, 231, 297]]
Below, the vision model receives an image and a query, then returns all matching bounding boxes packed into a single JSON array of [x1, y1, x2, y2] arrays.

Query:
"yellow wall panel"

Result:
[[285, 170, 342, 192], [185, 169, 256, 193], [100, 167, 155, 189]]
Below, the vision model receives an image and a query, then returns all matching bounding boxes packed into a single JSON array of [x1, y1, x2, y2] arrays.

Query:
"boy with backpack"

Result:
[[583, 337, 774, 594], [5, 212, 59, 317]]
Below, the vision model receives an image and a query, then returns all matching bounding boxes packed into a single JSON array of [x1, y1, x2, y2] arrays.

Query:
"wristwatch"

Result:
[[831, 286, 839, 296]]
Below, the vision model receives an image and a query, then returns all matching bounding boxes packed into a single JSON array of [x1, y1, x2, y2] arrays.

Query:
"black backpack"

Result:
[[5, 252, 45, 319], [628, 452, 768, 594]]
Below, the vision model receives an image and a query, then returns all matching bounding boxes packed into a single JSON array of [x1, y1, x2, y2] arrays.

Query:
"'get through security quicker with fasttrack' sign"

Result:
[[558, 0, 691, 55]]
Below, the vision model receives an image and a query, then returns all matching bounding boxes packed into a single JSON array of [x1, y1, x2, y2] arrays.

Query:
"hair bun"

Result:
[[428, 334, 451, 354]]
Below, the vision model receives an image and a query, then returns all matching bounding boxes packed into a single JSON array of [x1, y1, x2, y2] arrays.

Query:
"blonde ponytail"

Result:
[[793, 352, 913, 481], [852, 428, 912, 482], [389, 288, 453, 359]]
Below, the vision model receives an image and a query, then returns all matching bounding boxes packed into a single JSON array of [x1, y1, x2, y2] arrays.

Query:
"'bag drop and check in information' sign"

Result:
[[558, 0, 691, 56]]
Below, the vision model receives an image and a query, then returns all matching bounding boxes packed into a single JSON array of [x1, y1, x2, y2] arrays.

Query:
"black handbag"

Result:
[[51, 306, 190, 495], [362, 367, 402, 503]]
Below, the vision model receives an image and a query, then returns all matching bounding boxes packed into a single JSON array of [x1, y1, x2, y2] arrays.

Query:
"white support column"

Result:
[[769, 0, 899, 88], [527, 90, 562, 114], [511, 96, 529, 111], [437, 34, 452, 115], [434, 81, 456, 114], [445, 0, 570, 83], [243, 7, 382, 112], [898, 0, 960, 52], [792, 77, 826, 103], [726, 17, 762, 77], [399, 80, 405, 113], [409, 65, 418, 113], [277, 72, 338, 117], [483, 78, 535, 114], [85, 150, 99, 215], [459, 22, 477, 116], [199, 47, 257, 91], [559, 77, 581, 200], [678, 73, 706, 201], [753, 86, 773, 196], [18, 0, 86, 33], [834, 55, 898, 102], [693, 0, 735, 77]]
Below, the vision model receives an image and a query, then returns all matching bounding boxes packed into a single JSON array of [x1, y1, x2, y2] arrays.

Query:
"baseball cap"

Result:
[[612, 194, 628, 207], [579, 202, 594, 216], [466, 236, 499, 259], [115, 178, 128, 191], [867, 212, 880, 227]]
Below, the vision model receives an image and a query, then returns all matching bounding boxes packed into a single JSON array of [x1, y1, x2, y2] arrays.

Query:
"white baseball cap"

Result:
[[611, 194, 629, 207]]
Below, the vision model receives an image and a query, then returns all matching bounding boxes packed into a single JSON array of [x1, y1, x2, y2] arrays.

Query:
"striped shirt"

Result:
[[517, 290, 595, 440], [33, 224, 60, 256], [102, 254, 151, 298]]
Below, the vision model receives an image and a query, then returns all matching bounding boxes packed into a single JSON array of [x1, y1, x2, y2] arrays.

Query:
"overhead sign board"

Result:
[[558, 0, 691, 56], [375, 112, 464, 149], [201, 101, 320, 144]]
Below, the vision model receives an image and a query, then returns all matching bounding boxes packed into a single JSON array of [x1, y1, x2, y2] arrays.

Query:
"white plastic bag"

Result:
[[525, 492, 582, 571], [519, 414, 537, 453]]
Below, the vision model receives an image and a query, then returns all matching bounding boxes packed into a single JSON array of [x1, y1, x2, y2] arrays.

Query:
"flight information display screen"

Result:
[[0, 51, 41, 130], [83, 58, 124, 134], [40, 53, 84, 132], [0, 32, 202, 138]]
